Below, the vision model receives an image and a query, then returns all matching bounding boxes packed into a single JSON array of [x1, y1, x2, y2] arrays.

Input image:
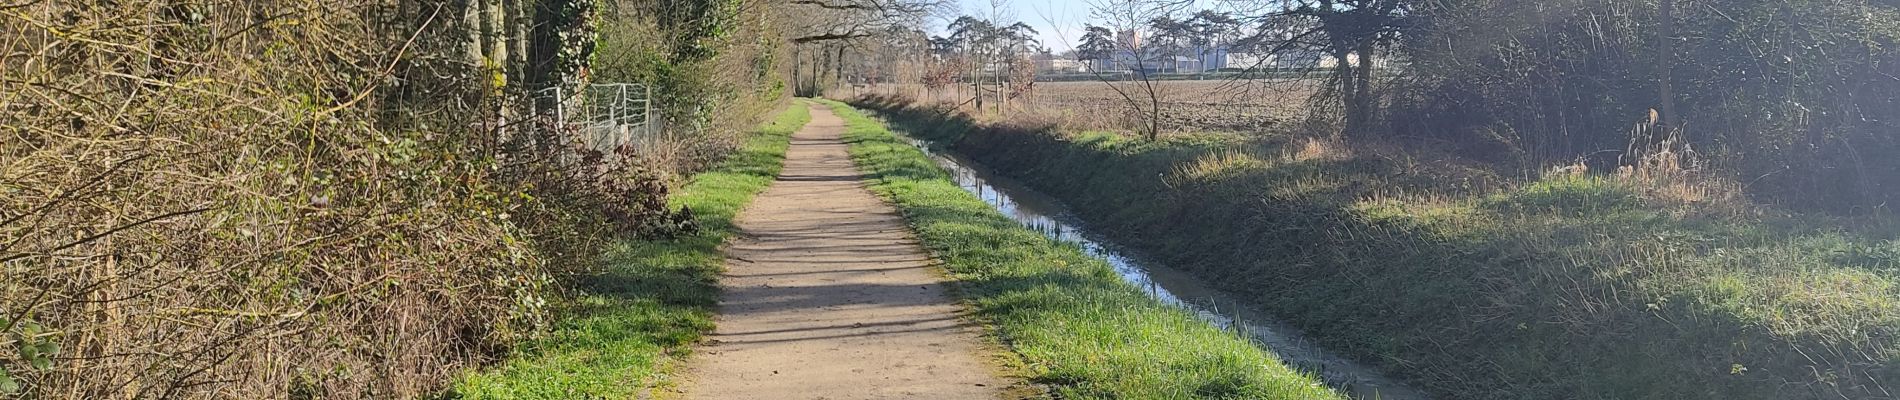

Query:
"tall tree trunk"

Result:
[[481, 0, 500, 71], [1656, 0, 1677, 138], [504, 0, 526, 87], [466, 0, 485, 67], [1198, 49, 1207, 76], [1353, 44, 1376, 134], [825, 44, 835, 92], [791, 46, 803, 96], [972, 54, 983, 111], [1332, 45, 1359, 136], [525, 0, 592, 118], [526, 1, 551, 89], [996, 58, 1005, 115], [1149, 88, 1161, 140], [802, 45, 818, 96], [833, 44, 846, 90]]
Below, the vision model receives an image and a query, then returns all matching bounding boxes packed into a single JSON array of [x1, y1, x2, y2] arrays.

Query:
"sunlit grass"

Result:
[[448, 102, 809, 399], [1166, 150, 1268, 187], [846, 97, 1900, 399], [818, 99, 1344, 400]]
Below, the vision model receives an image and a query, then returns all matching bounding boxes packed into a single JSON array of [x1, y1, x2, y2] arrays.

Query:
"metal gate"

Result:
[[535, 83, 656, 152]]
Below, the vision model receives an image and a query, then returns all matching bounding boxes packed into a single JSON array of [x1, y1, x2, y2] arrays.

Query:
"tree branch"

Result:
[[794, 32, 876, 43], [789, 0, 877, 10]]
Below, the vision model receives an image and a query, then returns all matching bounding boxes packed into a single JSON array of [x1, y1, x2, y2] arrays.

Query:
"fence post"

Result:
[[644, 84, 655, 138], [621, 84, 632, 150], [554, 86, 564, 128], [622, 84, 632, 150]]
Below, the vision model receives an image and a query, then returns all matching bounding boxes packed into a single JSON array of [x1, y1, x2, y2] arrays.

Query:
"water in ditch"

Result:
[[907, 140, 1430, 400]]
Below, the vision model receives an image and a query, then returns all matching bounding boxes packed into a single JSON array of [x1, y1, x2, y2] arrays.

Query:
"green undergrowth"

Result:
[[817, 99, 1344, 399], [449, 102, 809, 399], [846, 97, 1900, 399]]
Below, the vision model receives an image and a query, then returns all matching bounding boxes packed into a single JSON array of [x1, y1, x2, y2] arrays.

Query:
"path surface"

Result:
[[684, 104, 1007, 399]]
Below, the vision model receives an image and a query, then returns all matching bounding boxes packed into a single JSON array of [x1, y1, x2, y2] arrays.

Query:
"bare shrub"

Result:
[[0, 1, 599, 397]]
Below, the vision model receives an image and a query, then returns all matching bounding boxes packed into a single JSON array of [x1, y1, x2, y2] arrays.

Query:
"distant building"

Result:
[[1089, 45, 1231, 74], [1182, 46, 1229, 73], [1036, 57, 1085, 73], [1227, 49, 1397, 71], [1117, 30, 1142, 50]]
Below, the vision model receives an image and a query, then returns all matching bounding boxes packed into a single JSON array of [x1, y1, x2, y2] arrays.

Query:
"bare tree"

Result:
[[1072, 0, 1194, 139], [783, 0, 947, 95], [1229, 0, 1408, 136], [785, 0, 945, 43]]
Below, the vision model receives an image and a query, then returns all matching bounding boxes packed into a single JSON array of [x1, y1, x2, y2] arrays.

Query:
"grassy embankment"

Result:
[[817, 99, 1344, 399], [450, 103, 810, 398], [847, 97, 1900, 399]]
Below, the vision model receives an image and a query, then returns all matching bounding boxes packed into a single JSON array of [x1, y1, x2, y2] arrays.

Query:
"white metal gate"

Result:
[[535, 83, 656, 152]]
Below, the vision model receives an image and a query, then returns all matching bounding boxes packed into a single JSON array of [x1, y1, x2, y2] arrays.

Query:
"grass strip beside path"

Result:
[[847, 97, 1900, 399], [820, 99, 1344, 400], [451, 102, 810, 399]]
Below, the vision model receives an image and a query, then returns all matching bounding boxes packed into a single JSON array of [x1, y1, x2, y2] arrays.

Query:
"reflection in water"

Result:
[[909, 140, 1429, 400]]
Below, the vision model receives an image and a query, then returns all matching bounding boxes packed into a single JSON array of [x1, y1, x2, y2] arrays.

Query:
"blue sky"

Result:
[[938, 0, 1096, 52], [940, 0, 1224, 52]]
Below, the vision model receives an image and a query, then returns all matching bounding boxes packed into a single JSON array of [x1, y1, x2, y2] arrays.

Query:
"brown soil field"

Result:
[[1023, 80, 1317, 133], [838, 80, 1318, 134]]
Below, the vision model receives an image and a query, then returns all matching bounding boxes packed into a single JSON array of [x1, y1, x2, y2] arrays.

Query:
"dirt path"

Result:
[[683, 104, 1007, 399]]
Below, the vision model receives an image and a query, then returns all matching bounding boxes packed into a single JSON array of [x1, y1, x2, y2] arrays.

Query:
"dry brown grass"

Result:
[[1608, 126, 1755, 218]]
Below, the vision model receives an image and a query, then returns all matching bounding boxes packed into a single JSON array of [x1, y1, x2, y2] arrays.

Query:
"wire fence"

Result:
[[535, 83, 658, 153]]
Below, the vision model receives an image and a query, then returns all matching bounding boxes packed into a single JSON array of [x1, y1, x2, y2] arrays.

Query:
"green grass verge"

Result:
[[846, 97, 1900, 399], [816, 99, 1344, 400], [449, 102, 810, 399]]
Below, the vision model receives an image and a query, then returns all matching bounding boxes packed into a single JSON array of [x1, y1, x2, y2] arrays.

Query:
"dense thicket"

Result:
[[0, 0, 785, 397], [1390, 0, 1900, 213]]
